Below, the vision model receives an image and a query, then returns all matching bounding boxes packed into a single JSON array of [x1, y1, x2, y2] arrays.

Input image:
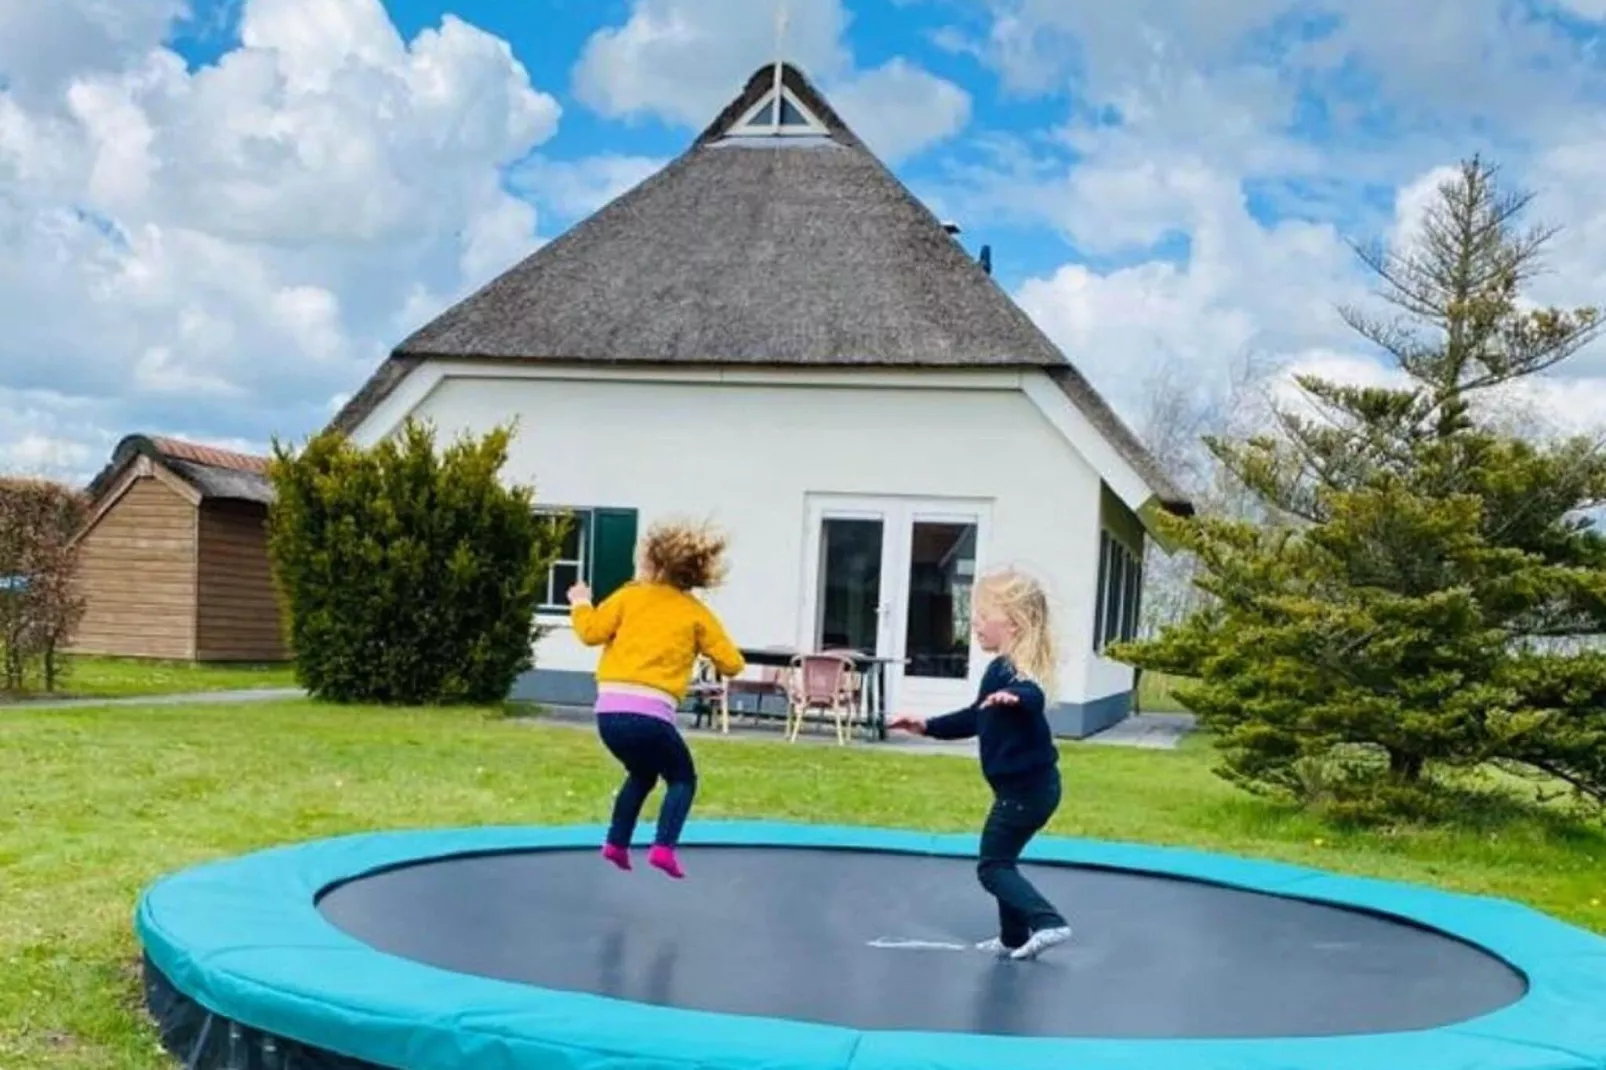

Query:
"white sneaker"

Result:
[[1009, 925, 1073, 960], [975, 937, 1011, 957]]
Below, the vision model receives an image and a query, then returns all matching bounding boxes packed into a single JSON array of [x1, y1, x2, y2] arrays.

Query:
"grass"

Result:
[[2, 699, 1603, 1069], [1136, 670, 1187, 712], [1, 655, 296, 703]]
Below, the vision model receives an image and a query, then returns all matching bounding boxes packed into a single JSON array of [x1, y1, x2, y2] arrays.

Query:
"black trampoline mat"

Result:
[[314, 846, 1527, 1039]]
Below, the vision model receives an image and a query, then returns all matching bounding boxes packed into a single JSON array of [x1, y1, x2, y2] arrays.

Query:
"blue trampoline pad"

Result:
[[134, 822, 1606, 1070]]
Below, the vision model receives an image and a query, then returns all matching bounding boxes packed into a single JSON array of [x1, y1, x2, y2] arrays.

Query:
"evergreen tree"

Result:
[[1116, 157, 1606, 816]]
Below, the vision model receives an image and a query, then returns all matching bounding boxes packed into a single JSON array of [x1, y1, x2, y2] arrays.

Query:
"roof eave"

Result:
[[1038, 364, 1195, 526]]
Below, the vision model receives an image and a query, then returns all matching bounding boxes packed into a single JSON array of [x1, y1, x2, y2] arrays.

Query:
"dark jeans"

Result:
[[597, 713, 698, 849], [978, 769, 1066, 948]]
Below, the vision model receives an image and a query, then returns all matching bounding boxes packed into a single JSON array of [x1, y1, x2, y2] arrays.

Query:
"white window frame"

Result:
[[727, 84, 829, 138], [534, 507, 592, 614]]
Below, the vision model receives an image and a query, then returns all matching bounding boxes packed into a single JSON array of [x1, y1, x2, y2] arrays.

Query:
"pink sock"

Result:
[[601, 843, 632, 871], [648, 845, 684, 879]]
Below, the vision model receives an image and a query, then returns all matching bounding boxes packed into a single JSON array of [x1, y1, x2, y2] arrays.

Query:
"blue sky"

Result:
[[4, 0, 1606, 481], [161, 0, 1097, 288]]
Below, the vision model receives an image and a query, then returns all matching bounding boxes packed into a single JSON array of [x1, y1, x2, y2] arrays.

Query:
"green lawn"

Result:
[[1, 655, 297, 703], [2, 699, 1602, 1069], [1137, 669, 1188, 711]]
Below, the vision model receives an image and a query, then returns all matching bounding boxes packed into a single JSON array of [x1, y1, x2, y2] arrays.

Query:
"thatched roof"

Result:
[[331, 63, 1189, 514], [86, 435, 273, 506]]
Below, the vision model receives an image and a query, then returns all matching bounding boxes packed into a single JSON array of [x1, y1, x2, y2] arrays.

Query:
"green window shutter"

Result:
[[589, 508, 639, 601]]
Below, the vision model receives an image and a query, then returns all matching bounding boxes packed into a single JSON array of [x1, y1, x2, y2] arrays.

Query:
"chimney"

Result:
[[979, 244, 992, 275]]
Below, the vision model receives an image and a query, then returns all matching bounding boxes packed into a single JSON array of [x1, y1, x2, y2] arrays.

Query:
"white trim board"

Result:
[[345, 359, 1172, 541], [727, 84, 829, 138]]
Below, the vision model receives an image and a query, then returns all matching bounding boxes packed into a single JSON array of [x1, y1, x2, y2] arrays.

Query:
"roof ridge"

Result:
[[147, 435, 269, 473]]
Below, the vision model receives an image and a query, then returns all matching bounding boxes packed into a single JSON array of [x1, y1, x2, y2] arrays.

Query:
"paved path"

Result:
[[2, 687, 306, 710], [1083, 712, 1197, 749]]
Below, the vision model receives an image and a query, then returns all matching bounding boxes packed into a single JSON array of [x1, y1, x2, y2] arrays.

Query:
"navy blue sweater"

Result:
[[922, 656, 1058, 791]]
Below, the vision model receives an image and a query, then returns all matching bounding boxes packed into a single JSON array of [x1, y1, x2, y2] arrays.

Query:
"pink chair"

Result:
[[785, 653, 857, 745], [820, 647, 865, 726]]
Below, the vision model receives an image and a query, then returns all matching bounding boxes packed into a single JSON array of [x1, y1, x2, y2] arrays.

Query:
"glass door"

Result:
[[801, 495, 990, 717], [816, 516, 885, 653], [895, 508, 986, 714]]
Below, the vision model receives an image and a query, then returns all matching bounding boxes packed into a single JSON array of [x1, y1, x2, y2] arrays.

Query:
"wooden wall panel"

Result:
[[67, 476, 197, 659], [195, 500, 288, 662]]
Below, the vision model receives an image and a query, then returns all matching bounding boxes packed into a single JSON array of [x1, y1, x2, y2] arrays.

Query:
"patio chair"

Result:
[[820, 647, 865, 729], [725, 663, 790, 726], [785, 652, 857, 745], [687, 656, 730, 733]]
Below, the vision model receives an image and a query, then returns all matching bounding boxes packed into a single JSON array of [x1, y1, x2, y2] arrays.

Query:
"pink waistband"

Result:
[[594, 688, 678, 723]]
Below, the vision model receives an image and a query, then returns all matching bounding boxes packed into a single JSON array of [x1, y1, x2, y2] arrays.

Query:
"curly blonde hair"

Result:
[[638, 518, 730, 591]]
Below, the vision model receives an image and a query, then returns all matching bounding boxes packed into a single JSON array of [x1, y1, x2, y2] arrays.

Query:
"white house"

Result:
[[331, 62, 1193, 737]]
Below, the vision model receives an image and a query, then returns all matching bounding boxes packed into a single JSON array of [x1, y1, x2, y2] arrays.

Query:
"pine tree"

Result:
[[1116, 157, 1606, 816]]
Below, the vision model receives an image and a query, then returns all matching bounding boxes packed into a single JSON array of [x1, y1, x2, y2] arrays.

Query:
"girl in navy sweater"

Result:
[[889, 568, 1072, 960]]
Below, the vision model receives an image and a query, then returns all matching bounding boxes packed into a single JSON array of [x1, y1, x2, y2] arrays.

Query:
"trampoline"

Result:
[[135, 823, 1606, 1070]]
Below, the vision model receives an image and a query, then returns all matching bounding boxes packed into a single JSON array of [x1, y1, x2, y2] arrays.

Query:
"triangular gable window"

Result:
[[727, 84, 828, 137]]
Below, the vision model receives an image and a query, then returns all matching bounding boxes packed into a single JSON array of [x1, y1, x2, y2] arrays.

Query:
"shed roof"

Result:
[[330, 62, 1189, 514], [86, 435, 274, 506]]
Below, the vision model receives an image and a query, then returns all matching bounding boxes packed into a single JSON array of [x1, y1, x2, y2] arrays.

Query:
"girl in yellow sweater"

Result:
[[567, 519, 745, 879]]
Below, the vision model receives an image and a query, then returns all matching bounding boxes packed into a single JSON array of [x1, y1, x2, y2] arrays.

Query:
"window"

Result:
[[727, 85, 828, 138], [752, 94, 811, 127], [533, 507, 638, 614], [537, 509, 590, 611], [1093, 529, 1143, 652]]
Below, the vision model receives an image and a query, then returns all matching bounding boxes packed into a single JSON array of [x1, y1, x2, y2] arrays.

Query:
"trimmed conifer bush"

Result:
[[266, 419, 567, 705]]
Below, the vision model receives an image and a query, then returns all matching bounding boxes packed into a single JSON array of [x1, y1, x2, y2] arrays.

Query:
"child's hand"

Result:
[[887, 714, 926, 735], [566, 581, 593, 605], [980, 690, 1020, 708]]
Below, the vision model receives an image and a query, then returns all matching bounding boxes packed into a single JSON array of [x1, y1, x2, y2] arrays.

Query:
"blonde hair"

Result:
[[976, 567, 1058, 698], [638, 518, 730, 591]]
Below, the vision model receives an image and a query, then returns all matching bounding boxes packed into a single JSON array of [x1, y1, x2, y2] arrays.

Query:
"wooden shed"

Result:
[[68, 435, 288, 662]]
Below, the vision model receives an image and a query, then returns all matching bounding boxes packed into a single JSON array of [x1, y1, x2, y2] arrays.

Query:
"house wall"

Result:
[[196, 500, 289, 662], [68, 476, 197, 660], [398, 370, 1138, 734]]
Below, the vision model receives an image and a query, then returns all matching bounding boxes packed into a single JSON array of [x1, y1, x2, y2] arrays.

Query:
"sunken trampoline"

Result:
[[135, 823, 1606, 1070]]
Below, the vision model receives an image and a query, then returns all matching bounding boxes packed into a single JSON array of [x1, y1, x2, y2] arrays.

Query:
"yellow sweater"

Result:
[[570, 582, 746, 702]]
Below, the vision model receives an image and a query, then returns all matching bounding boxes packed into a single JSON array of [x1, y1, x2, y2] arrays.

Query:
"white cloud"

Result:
[[0, 0, 188, 103], [1277, 349, 1606, 442], [0, 0, 563, 484], [571, 0, 971, 162], [572, 0, 852, 127], [1555, 0, 1606, 16], [947, 0, 1606, 453], [510, 153, 666, 221], [828, 57, 972, 164], [0, 386, 119, 483], [1015, 175, 1362, 421], [963, 0, 1595, 138]]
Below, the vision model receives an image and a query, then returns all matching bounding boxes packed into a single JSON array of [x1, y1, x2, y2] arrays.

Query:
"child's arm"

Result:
[[982, 678, 1045, 714], [696, 609, 747, 678], [921, 704, 980, 740], [569, 583, 626, 646]]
